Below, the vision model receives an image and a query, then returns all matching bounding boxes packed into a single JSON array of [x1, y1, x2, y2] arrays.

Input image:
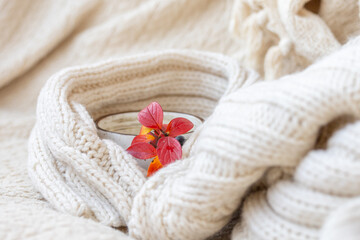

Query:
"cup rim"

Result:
[[95, 111, 204, 136]]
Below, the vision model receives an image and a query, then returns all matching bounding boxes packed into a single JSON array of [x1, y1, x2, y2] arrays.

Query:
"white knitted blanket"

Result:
[[1, 0, 360, 240]]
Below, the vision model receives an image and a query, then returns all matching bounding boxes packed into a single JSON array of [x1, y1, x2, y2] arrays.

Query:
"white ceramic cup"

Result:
[[96, 111, 203, 169]]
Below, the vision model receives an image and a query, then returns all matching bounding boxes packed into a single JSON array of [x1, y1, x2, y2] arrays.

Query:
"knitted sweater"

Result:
[[1, 0, 360, 239], [0, 0, 237, 239], [28, 37, 360, 240]]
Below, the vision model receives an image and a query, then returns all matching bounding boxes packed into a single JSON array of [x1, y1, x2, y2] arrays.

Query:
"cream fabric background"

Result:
[[1, 0, 360, 239], [0, 1, 238, 239], [230, 0, 360, 80]]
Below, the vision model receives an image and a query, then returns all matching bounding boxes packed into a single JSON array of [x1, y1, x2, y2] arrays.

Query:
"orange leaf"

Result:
[[139, 125, 152, 135], [147, 156, 163, 177]]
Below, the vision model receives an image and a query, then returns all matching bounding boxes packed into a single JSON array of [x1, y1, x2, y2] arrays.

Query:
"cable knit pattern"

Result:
[[1, 1, 242, 238], [0, 0, 359, 239], [29, 37, 360, 240], [231, 37, 360, 240], [28, 50, 245, 229], [229, 0, 360, 80]]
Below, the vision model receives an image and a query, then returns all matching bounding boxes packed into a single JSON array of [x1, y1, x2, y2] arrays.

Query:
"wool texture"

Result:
[[0, 0, 238, 239], [29, 37, 360, 240], [230, 0, 360, 80], [28, 50, 246, 228], [1, 0, 360, 239]]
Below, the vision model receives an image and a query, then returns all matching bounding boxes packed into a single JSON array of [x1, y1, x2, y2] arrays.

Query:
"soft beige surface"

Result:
[[0, 0, 238, 239], [1, 0, 360, 239], [230, 0, 360, 80], [27, 39, 360, 240]]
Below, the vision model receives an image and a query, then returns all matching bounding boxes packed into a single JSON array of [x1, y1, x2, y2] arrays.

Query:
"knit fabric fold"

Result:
[[29, 37, 360, 239], [230, 37, 360, 240], [27, 50, 246, 229], [229, 0, 360, 80]]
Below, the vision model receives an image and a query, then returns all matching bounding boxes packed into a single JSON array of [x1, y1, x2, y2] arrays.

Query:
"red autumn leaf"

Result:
[[138, 102, 163, 130], [131, 134, 155, 145], [156, 136, 182, 165], [162, 123, 168, 132], [147, 156, 163, 177], [166, 117, 194, 137], [126, 142, 157, 159]]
